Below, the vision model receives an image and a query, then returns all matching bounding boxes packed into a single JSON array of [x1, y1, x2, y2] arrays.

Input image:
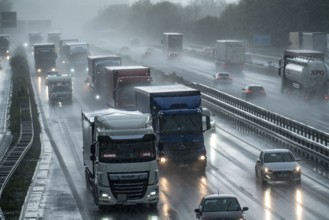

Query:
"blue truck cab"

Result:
[[134, 84, 211, 172]]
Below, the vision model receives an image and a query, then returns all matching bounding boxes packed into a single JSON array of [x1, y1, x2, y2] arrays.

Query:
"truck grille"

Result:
[[108, 172, 148, 200]]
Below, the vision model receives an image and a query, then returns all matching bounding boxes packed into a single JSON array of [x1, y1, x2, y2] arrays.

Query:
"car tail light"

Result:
[[245, 90, 253, 94]]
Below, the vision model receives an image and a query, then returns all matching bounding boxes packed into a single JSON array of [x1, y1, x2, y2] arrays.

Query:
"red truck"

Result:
[[95, 65, 152, 110]]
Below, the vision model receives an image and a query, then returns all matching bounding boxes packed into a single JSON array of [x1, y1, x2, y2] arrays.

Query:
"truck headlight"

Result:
[[147, 190, 158, 198], [199, 155, 206, 161], [100, 192, 111, 199]]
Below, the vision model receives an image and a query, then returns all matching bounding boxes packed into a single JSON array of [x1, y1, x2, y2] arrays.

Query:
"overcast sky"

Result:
[[13, 0, 239, 37]]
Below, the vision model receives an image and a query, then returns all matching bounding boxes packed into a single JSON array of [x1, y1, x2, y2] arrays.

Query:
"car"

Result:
[[167, 52, 180, 59], [202, 108, 216, 131], [241, 84, 266, 100], [213, 72, 233, 84], [195, 194, 249, 220], [142, 47, 153, 58], [255, 149, 301, 185]]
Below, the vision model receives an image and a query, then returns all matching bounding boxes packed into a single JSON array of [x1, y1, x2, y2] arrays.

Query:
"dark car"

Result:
[[255, 149, 301, 186], [242, 85, 266, 100], [213, 72, 233, 84], [195, 194, 248, 220]]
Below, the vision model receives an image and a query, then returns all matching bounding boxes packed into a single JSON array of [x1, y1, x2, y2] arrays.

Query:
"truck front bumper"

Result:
[[96, 184, 159, 206]]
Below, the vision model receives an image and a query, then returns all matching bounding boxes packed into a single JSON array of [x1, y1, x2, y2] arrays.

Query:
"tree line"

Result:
[[91, 0, 329, 49]]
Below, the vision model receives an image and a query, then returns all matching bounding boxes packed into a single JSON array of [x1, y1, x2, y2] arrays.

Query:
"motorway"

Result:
[[19, 38, 329, 220]]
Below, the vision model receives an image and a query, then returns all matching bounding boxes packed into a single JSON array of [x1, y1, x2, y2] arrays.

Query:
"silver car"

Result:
[[195, 194, 248, 220], [255, 149, 301, 185]]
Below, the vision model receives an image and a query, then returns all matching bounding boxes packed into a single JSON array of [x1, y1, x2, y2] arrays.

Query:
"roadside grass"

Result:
[[0, 46, 41, 220]]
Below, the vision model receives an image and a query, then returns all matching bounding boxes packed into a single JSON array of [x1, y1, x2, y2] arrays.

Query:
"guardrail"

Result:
[[180, 81, 329, 167], [0, 100, 34, 198]]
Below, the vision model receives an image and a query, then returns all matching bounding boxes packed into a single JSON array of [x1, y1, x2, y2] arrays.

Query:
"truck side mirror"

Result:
[[203, 116, 211, 132], [90, 142, 96, 155]]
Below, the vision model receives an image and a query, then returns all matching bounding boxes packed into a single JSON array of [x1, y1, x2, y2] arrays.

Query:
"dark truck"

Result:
[[134, 84, 211, 172], [33, 43, 57, 74], [28, 32, 43, 50], [62, 42, 89, 73], [87, 54, 121, 96], [59, 39, 78, 58]]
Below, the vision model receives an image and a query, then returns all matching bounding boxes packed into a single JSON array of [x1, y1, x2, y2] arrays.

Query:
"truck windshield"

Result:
[[35, 50, 55, 58], [159, 114, 202, 134], [52, 85, 70, 92], [99, 139, 156, 163]]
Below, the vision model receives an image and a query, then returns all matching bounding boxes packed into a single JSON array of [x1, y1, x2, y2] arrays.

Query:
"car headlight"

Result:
[[293, 166, 301, 172], [264, 167, 272, 173]]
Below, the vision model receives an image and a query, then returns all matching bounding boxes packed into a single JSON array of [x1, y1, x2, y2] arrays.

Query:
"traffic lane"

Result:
[[30, 64, 259, 219], [207, 117, 329, 220], [116, 43, 329, 132], [29, 67, 165, 219]]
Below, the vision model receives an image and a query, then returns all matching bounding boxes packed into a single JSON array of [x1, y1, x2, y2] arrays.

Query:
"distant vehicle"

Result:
[[33, 43, 57, 74], [302, 32, 327, 52], [130, 38, 140, 47], [278, 49, 329, 101], [62, 42, 89, 73], [213, 40, 245, 71], [242, 85, 266, 100], [194, 194, 249, 220], [161, 32, 183, 59], [87, 54, 122, 90], [213, 72, 233, 84], [47, 73, 72, 104], [28, 32, 43, 49], [202, 47, 213, 57], [255, 149, 301, 185], [98, 65, 152, 110], [120, 46, 130, 54], [47, 32, 61, 46], [142, 47, 153, 58], [59, 39, 78, 57]]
